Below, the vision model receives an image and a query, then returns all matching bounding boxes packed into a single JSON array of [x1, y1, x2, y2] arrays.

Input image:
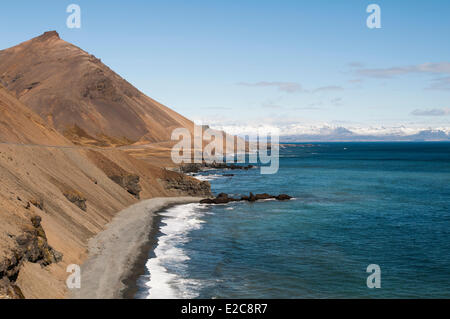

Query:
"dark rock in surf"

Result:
[[275, 194, 292, 201], [255, 193, 274, 200], [200, 192, 292, 205]]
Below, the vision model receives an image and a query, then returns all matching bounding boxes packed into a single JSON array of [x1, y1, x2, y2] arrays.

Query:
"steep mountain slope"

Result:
[[0, 31, 194, 146], [0, 86, 210, 299], [0, 84, 70, 146]]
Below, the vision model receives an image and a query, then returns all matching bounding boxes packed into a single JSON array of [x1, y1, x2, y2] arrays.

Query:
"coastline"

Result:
[[70, 197, 203, 299]]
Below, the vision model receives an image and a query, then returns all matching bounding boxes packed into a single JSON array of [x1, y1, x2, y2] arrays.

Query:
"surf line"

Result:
[[181, 303, 215, 317]]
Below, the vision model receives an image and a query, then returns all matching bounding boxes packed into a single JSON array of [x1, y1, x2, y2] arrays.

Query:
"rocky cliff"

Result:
[[0, 82, 210, 298]]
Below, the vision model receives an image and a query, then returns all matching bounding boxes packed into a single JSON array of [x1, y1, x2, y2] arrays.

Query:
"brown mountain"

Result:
[[0, 31, 194, 146], [0, 79, 210, 299]]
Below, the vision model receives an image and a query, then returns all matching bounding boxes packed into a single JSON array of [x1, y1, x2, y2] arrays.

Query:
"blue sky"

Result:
[[1, 0, 449, 136]]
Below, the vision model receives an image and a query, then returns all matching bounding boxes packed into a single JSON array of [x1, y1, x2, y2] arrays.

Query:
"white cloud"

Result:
[[348, 62, 365, 68], [311, 86, 344, 93], [356, 62, 450, 78], [238, 82, 344, 94], [426, 77, 450, 90], [237, 81, 304, 93], [411, 107, 450, 116], [330, 97, 343, 106]]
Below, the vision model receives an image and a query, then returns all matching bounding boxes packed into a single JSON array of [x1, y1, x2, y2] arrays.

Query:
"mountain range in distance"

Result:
[[280, 127, 450, 142]]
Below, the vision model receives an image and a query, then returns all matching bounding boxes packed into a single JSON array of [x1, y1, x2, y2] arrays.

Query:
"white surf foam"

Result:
[[144, 203, 206, 299], [192, 174, 223, 181]]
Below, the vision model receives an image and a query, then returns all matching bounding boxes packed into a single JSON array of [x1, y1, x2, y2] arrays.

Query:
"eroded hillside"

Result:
[[0, 85, 210, 298]]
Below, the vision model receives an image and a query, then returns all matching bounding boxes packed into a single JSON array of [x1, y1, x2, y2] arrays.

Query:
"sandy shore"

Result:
[[70, 197, 202, 299]]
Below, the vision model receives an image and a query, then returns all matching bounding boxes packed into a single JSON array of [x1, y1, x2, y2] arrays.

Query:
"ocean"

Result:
[[136, 142, 450, 299]]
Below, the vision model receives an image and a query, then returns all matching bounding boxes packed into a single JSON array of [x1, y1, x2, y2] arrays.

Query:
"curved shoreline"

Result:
[[70, 197, 203, 299]]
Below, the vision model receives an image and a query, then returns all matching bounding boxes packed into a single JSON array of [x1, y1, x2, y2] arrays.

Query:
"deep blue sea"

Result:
[[137, 142, 450, 298]]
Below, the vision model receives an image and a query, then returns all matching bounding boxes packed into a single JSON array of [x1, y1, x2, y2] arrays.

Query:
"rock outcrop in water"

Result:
[[200, 192, 292, 204]]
